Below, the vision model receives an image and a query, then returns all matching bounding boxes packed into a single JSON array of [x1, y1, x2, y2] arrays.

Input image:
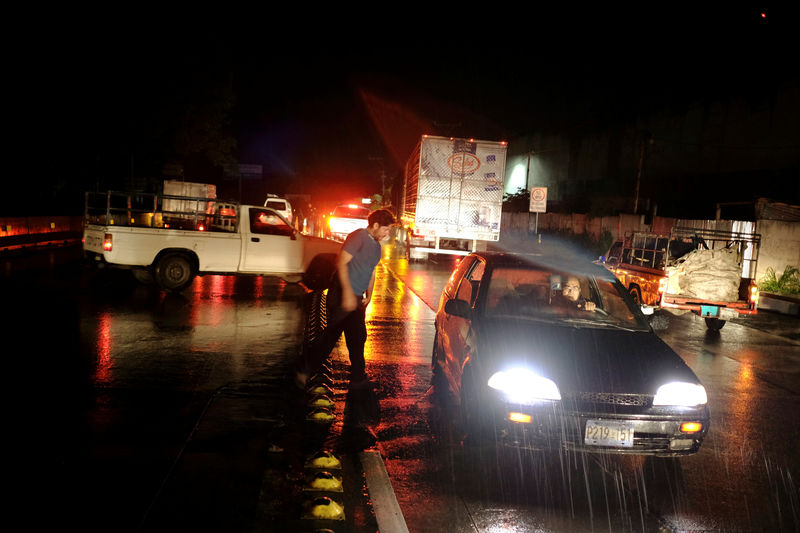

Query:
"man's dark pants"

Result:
[[303, 279, 367, 381]]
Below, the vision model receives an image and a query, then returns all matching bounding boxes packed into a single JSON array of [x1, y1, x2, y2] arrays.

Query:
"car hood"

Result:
[[473, 317, 701, 395]]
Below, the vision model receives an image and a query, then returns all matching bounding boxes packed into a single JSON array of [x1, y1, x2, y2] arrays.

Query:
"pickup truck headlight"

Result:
[[488, 368, 561, 403], [653, 382, 707, 406]]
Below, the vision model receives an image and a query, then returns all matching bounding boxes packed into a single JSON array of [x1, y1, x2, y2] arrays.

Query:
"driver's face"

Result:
[[562, 277, 581, 301]]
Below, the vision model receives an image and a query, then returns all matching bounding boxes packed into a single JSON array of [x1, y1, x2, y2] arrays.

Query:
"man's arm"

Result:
[[337, 249, 358, 311]]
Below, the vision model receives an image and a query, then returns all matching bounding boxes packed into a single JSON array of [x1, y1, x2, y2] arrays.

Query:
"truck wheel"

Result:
[[155, 253, 196, 292], [629, 285, 643, 305], [704, 317, 726, 331]]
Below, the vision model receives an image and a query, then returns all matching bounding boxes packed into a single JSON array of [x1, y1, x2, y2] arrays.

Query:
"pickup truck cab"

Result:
[[83, 192, 340, 292]]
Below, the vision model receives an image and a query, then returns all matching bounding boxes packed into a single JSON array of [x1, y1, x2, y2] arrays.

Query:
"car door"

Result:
[[239, 208, 303, 273], [440, 257, 486, 387]]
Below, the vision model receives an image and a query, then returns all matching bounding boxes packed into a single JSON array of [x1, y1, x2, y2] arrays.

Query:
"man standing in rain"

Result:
[[296, 208, 396, 390]]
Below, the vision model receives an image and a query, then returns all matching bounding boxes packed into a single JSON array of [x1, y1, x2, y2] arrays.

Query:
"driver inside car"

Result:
[[551, 275, 597, 312]]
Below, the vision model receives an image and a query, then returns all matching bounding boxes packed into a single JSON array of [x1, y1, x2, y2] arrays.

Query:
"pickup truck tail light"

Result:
[[658, 276, 667, 295], [103, 233, 113, 252], [749, 282, 759, 307]]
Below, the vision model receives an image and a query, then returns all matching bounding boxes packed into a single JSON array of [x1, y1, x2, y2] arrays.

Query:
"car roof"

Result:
[[468, 250, 616, 281]]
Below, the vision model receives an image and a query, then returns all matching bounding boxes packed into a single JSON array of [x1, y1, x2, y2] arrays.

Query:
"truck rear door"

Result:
[[239, 207, 303, 273], [83, 226, 107, 254]]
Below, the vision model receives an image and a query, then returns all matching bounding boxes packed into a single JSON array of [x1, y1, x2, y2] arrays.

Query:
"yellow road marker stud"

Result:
[[302, 496, 345, 520], [304, 450, 342, 470], [304, 471, 343, 492]]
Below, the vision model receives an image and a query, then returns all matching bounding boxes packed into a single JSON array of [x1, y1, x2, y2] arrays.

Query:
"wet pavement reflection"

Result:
[[4, 244, 799, 532]]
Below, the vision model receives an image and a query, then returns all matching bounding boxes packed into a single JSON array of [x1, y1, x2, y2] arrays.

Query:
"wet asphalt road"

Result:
[[5, 244, 800, 532]]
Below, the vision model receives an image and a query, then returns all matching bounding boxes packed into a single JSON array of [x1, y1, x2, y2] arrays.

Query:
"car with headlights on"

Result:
[[327, 204, 371, 241], [432, 251, 709, 456]]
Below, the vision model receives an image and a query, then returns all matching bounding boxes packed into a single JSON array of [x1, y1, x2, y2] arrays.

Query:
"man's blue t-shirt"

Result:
[[342, 228, 381, 296]]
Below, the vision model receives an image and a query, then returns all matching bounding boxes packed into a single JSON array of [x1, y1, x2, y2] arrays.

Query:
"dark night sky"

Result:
[[8, 5, 798, 215]]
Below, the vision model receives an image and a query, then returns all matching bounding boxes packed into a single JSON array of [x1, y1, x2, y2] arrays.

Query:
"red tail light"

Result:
[[749, 283, 759, 306], [658, 277, 667, 294], [103, 233, 113, 252]]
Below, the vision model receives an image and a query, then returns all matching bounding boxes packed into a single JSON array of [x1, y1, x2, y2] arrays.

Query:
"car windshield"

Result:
[[265, 200, 287, 211], [484, 265, 649, 330], [333, 206, 370, 219]]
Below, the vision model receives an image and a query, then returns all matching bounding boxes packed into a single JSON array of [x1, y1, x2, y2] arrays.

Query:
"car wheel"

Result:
[[155, 253, 196, 292], [704, 317, 726, 331]]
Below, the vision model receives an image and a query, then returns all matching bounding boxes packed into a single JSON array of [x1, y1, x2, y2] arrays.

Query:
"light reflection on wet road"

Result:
[[4, 245, 799, 532], [379, 252, 800, 533]]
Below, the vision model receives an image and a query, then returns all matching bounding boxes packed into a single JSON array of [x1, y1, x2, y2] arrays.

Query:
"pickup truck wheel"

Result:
[[629, 285, 642, 305], [155, 253, 196, 292], [704, 317, 726, 331]]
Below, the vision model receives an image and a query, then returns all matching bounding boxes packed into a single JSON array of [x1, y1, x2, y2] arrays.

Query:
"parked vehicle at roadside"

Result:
[[432, 251, 710, 456], [83, 189, 339, 292], [600, 226, 761, 331]]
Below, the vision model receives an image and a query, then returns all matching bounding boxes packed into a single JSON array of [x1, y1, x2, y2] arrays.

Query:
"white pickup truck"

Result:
[[82, 192, 341, 292]]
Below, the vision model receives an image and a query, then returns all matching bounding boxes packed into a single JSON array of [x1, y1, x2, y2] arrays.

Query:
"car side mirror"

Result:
[[445, 298, 472, 319]]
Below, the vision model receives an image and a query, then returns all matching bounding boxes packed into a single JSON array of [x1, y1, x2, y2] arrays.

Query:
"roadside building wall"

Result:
[[756, 219, 800, 281]]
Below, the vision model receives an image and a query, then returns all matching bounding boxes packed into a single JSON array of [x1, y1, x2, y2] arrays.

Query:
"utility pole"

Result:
[[633, 131, 652, 214]]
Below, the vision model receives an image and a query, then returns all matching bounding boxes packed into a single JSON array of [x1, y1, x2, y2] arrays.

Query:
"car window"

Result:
[[266, 200, 287, 211], [485, 266, 648, 330], [444, 257, 474, 298], [250, 208, 293, 237], [455, 259, 485, 307]]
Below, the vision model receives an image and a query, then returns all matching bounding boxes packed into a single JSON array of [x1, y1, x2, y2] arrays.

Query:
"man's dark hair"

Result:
[[368, 208, 395, 227]]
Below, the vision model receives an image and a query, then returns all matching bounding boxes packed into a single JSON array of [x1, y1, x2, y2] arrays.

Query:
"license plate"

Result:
[[584, 420, 634, 448]]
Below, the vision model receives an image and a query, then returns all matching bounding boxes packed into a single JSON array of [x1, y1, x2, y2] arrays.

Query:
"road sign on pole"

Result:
[[529, 187, 547, 213]]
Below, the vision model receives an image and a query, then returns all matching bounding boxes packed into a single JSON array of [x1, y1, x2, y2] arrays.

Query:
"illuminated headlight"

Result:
[[653, 382, 707, 406], [488, 368, 561, 403]]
